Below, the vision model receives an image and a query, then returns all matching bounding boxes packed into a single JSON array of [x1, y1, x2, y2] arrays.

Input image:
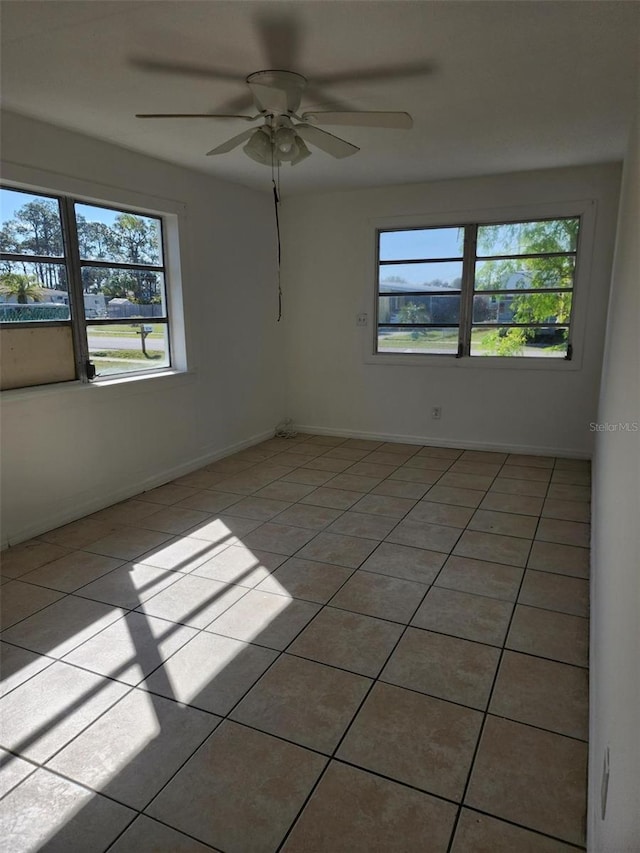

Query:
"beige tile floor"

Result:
[[0, 435, 590, 852]]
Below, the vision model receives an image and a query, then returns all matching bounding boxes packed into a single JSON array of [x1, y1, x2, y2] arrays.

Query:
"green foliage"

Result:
[[0, 272, 47, 304], [512, 291, 572, 325], [477, 218, 579, 256], [2, 198, 161, 306], [92, 349, 163, 361], [480, 328, 528, 356], [9, 200, 64, 257], [0, 199, 65, 289], [474, 217, 577, 356], [397, 301, 429, 339]]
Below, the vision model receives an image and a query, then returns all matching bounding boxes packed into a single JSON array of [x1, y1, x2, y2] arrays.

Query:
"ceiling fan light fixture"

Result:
[[242, 124, 311, 167], [290, 136, 311, 166], [243, 127, 273, 165], [275, 126, 296, 156]]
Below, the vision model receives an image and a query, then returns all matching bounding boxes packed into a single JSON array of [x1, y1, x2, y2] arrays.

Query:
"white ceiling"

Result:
[[1, 0, 638, 194]]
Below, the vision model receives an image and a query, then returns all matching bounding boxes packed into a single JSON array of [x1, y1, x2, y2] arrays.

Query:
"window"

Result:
[[376, 216, 580, 359], [1, 185, 174, 387]]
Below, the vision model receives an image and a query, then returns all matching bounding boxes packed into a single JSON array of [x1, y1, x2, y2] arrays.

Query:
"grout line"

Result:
[[103, 813, 221, 853], [441, 453, 525, 849], [127, 537, 373, 825], [1, 437, 591, 852], [455, 805, 587, 851], [445, 452, 563, 852], [273, 586, 434, 851]]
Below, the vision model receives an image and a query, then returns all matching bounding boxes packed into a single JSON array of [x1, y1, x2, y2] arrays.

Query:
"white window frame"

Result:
[[364, 199, 596, 371], [0, 162, 188, 391]]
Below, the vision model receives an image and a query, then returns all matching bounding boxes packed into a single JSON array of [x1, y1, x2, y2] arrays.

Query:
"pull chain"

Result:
[[271, 153, 282, 322]]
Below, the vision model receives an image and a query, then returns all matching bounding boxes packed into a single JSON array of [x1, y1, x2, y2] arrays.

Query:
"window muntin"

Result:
[[0, 186, 173, 382], [376, 217, 580, 359]]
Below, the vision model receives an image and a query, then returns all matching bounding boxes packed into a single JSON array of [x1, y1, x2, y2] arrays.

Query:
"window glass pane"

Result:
[[471, 327, 569, 358], [474, 256, 575, 291], [88, 323, 170, 376], [379, 261, 463, 291], [81, 268, 166, 318], [1, 188, 64, 258], [378, 325, 459, 355], [476, 218, 579, 257], [379, 227, 464, 261], [75, 203, 163, 265], [472, 292, 572, 325], [0, 261, 70, 321], [379, 294, 460, 325]]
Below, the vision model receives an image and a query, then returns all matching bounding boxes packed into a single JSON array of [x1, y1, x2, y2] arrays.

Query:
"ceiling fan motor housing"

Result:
[[246, 70, 307, 114]]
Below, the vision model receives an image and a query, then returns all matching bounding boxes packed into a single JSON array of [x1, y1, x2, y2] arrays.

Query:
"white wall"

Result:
[[0, 112, 285, 546], [589, 114, 640, 850], [281, 165, 621, 456]]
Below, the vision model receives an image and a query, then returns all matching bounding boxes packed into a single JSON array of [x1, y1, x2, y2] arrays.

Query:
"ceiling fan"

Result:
[[136, 69, 413, 166]]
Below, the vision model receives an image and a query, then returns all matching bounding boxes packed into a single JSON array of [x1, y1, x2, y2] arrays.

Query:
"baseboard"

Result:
[[2, 427, 275, 549], [295, 423, 592, 460]]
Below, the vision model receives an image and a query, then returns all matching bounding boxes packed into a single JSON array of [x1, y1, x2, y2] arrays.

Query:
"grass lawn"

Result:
[[91, 349, 164, 360], [378, 329, 566, 357], [378, 330, 459, 353], [88, 324, 164, 338]]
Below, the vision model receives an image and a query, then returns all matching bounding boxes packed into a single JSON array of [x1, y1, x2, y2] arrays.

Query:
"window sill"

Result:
[[364, 351, 581, 370], [90, 368, 185, 388], [1, 368, 194, 403]]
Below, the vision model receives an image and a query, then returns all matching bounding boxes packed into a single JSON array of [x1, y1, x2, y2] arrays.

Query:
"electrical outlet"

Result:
[[356, 313, 368, 326], [432, 406, 442, 420]]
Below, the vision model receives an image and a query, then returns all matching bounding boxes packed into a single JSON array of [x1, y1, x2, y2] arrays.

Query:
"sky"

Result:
[[1, 188, 159, 230], [379, 227, 464, 261]]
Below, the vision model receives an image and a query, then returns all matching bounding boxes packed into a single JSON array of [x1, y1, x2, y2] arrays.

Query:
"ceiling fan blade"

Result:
[[295, 124, 359, 159], [302, 111, 413, 129], [206, 128, 256, 156], [303, 86, 357, 113], [136, 113, 256, 120], [314, 61, 434, 87], [131, 57, 242, 83], [213, 93, 256, 115]]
